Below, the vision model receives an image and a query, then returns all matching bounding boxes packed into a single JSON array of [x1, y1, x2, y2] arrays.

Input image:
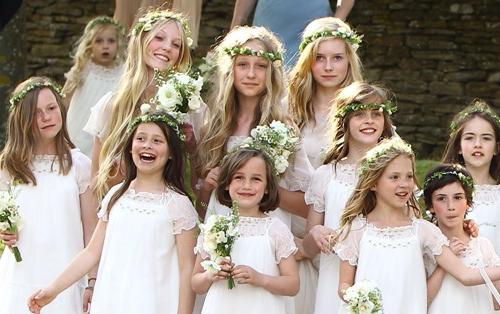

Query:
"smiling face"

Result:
[[348, 109, 385, 147], [144, 20, 182, 71], [430, 181, 468, 230], [33, 88, 63, 145], [372, 155, 415, 210], [227, 156, 268, 214], [311, 38, 349, 91], [233, 40, 269, 100], [131, 122, 169, 176], [460, 116, 497, 171], [91, 25, 118, 67]]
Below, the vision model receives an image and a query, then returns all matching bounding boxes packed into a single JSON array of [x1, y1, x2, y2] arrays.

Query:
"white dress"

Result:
[[468, 184, 500, 254], [90, 184, 198, 314], [66, 61, 123, 157], [427, 236, 500, 314], [301, 114, 331, 169], [334, 216, 448, 314], [304, 162, 357, 314], [0, 150, 90, 314], [196, 215, 297, 314]]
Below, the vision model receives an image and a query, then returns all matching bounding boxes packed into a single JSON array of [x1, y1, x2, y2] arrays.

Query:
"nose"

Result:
[[247, 65, 256, 78], [325, 58, 333, 71], [142, 140, 152, 149], [40, 110, 50, 122], [446, 199, 455, 212], [473, 137, 482, 147]]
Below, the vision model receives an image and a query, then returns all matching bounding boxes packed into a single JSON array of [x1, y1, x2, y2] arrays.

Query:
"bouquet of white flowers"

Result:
[[152, 69, 204, 123], [238, 120, 299, 175], [200, 201, 240, 289], [0, 185, 22, 262], [344, 280, 383, 314]]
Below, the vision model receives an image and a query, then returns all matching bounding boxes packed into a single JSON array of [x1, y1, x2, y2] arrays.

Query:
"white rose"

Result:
[[140, 103, 151, 115], [188, 96, 201, 111], [187, 37, 194, 47], [194, 76, 204, 93], [0, 221, 10, 232], [215, 231, 227, 243], [157, 83, 181, 111], [200, 260, 221, 273]]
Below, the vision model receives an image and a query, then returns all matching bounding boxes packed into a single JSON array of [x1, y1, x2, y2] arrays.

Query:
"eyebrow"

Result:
[[462, 131, 494, 136]]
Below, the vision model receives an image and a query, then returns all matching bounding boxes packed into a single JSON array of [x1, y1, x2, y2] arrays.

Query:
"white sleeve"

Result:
[[416, 219, 449, 264], [282, 139, 314, 192], [83, 92, 114, 140], [97, 184, 122, 221], [71, 149, 91, 194], [269, 218, 298, 263], [333, 217, 366, 266], [304, 165, 333, 213], [169, 192, 199, 235]]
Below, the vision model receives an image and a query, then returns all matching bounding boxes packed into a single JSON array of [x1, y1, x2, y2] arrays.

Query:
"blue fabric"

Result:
[[253, 0, 331, 67]]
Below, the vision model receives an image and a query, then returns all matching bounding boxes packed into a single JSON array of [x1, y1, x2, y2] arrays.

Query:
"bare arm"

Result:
[[426, 266, 446, 306], [338, 260, 356, 301], [333, 0, 355, 20], [278, 188, 308, 218], [90, 137, 102, 181], [194, 167, 220, 218], [176, 227, 197, 314], [230, 0, 257, 28]]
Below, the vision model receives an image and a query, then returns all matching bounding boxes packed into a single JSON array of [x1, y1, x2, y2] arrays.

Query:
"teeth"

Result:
[[155, 54, 169, 62]]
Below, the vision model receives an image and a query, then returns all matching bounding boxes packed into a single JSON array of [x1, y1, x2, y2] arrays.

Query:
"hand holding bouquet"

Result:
[[0, 185, 22, 262], [344, 280, 383, 314]]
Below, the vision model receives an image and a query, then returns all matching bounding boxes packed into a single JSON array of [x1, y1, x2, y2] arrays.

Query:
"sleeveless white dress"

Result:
[[334, 216, 448, 314], [427, 236, 500, 314], [304, 162, 357, 314], [90, 184, 198, 314], [197, 215, 297, 314], [0, 150, 90, 314]]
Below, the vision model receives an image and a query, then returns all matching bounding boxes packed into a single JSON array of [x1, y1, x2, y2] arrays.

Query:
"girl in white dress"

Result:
[[0, 77, 96, 314], [84, 9, 205, 200], [192, 148, 299, 314], [287, 18, 363, 313], [442, 99, 500, 253], [62, 16, 126, 157], [424, 164, 500, 313], [302, 82, 396, 313], [334, 137, 500, 314], [27, 109, 198, 314]]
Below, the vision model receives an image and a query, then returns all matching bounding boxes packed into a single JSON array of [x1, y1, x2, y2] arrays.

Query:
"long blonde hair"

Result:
[[0, 77, 74, 185], [323, 82, 395, 165], [62, 16, 126, 98], [288, 17, 364, 129], [339, 138, 421, 237], [96, 9, 192, 199], [196, 26, 288, 177]]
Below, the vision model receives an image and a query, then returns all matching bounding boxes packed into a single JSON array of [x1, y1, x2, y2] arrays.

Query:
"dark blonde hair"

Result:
[[0, 77, 74, 185], [216, 148, 279, 213], [442, 99, 500, 184]]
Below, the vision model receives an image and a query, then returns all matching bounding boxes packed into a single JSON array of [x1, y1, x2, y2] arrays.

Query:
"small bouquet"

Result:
[[152, 69, 204, 122], [238, 120, 299, 175], [199, 200, 240, 289], [0, 185, 22, 262], [344, 280, 383, 314]]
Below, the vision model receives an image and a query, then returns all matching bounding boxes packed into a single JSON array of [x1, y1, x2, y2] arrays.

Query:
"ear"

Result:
[[370, 184, 377, 192]]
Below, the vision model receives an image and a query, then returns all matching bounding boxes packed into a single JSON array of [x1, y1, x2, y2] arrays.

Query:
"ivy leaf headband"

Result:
[[87, 16, 124, 35], [423, 168, 475, 192], [299, 27, 363, 52], [132, 10, 193, 47], [449, 100, 500, 134], [223, 46, 283, 62], [335, 100, 397, 119], [359, 137, 414, 176], [9, 81, 64, 112], [127, 103, 185, 141]]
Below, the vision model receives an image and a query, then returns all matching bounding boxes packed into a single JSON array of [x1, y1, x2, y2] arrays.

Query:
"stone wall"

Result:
[[1, 0, 499, 157]]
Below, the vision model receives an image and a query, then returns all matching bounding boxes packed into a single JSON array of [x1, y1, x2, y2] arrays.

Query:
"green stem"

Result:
[[10, 246, 22, 262], [227, 277, 235, 289]]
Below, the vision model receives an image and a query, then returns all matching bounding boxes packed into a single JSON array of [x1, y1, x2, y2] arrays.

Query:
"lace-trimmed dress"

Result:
[[0, 150, 90, 314], [426, 237, 500, 314], [66, 61, 123, 157], [468, 184, 500, 254], [90, 184, 198, 314], [304, 162, 357, 314], [196, 215, 297, 314], [334, 216, 448, 314]]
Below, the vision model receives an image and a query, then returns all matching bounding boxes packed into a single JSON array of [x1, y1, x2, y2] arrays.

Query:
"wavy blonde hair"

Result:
[[288, 17, 363, 129], [196, 26, 288, 178], [339, 138, 421, 238], [96, 9, 192, 199], [62, 16, 126, 98], [0, 77, 74, 185], [323, 82, 395, 165]]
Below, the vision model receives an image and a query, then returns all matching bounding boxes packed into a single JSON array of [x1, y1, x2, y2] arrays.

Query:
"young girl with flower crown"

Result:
[[85, 9, 205, 200], [334, 137, 500, 314], [192, 147, 299, 314], [442, 99, 500, 253], [0, 77, 97, 314], [195, 26, 313, 224], [424, 164, 500, 313], [301, 82, 396, 314], [27, 107, 198, 314], [63, 16, 126, 157]]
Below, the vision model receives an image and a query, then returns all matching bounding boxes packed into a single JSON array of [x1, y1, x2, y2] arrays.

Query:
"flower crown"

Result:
[[335, 100, 397, 119], [224, 46, 283, 62], [359, 138, 414, 176], [132, 10, 193, 47], [449, 100, 500, 134], [127, 104, 184, 140], [299, 27, 363, 52], [9, 80, 64, 112], [87, 16, 124, 34], [423, 167, 475, 192]]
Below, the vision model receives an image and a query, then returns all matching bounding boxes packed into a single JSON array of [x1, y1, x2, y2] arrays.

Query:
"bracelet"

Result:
[[88, 277, 96, 284]]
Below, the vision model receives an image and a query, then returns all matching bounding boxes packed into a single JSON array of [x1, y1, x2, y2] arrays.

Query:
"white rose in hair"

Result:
[[140, 103, 151, 115]]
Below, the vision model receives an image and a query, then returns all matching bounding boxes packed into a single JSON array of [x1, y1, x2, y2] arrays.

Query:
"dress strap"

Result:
[[479, 267, 500, 304]]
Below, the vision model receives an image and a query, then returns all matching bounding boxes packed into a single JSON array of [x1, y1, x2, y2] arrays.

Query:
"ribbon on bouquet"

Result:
[[479, 267, 500, 304]]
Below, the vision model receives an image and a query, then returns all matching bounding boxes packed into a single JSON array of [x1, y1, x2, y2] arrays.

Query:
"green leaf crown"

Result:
[[335, 100, 397, 119], [223, 46, 283, 62], [299, 27, 363, 52], [9, 81, 64, 112]]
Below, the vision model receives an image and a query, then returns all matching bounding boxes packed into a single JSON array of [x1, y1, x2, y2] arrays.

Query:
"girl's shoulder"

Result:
[[473, 184, 500, 204], [70, 148, 91, 165]]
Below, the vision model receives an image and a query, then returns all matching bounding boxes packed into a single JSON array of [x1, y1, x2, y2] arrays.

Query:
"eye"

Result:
[[153, 138, 164, 144], [436, 196, 446, 201], [95, 38, 103, 43], [236, 62, 249, 68], [462, 135, 474, 141], [454, 195, 465, 200], [154, 35, 164, 41], [334, 55, 343, 61], [172, 42, 181, 49], [482, 135, 493, 141], [252, 177, 262, 182], [257, 63, 268, 69], [108, 38, 116, 44], [135, 135, 145, 141], [316, 55, 325, 62], [390, 175, 399, 180], [372, 110, 383, 118]]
